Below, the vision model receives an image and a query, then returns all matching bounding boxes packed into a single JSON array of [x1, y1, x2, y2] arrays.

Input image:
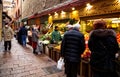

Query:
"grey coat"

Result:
[[32, 29, 39, 42]]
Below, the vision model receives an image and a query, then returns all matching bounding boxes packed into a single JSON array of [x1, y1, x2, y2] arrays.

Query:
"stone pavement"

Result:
[[0, 38, 66, 77]]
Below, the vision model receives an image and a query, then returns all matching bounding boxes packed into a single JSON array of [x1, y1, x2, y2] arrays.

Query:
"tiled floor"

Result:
[[0, 38, 65, 77]]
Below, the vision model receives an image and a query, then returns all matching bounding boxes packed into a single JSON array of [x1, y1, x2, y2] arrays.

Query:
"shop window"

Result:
[[82, 18, 120, 33]]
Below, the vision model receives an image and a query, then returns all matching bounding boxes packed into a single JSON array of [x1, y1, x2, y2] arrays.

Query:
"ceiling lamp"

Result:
[[72, 7, 75, 11], [86, 3, 92, 10]]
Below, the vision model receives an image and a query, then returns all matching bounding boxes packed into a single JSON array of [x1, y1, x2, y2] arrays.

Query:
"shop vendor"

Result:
[[51, 26, 62, 44]]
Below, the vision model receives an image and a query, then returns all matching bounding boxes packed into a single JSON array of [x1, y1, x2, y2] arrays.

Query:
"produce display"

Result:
[[81, 33, 91, 61], [54, 45, 61, 51], [117, 33, 120, 46], [41, 23, 66, 44], [42, 40, 50, 44], [40, 20, 119, 62]]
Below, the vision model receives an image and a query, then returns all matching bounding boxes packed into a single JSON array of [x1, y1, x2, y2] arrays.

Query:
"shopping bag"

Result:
[[57, 57, 64, 70], [26, 37, 29, 43], [35, 41, 43, 54]]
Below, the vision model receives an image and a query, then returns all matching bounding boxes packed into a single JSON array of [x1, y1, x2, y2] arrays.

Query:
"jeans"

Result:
[[22, 35, 27, 46]]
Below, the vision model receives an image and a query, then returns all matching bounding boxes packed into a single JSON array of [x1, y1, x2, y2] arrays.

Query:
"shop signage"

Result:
[[79, 0, 120, 17]]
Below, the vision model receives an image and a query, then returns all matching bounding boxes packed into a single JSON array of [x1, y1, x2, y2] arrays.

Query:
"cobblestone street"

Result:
[[0, 38, 65, 77]]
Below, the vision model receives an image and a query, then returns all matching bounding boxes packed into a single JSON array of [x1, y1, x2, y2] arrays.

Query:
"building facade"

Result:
[[22, 0, 67, 18], [0, 0, 2, 41]]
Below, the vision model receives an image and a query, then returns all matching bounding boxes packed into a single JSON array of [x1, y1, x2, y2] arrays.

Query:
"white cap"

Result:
[[73, 23, 80, 29], [66, 25, 73, 29]]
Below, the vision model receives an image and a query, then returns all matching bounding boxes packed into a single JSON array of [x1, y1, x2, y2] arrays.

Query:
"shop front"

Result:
[[78, 1, 120, 76], [20, 0, 120, 76], [43, 0, 120, 76], [79, 0, 120, 44]]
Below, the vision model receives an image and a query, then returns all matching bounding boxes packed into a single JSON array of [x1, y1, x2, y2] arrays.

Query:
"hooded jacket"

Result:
[[88, 29, 119, 71]]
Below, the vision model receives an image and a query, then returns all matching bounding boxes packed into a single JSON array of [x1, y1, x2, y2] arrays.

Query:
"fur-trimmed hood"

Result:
[[89, 29, 116, 38]]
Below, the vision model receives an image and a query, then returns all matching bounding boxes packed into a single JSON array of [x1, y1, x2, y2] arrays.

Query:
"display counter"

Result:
[[47, 44, 60, 62], [46, 44, 91, 77], [80, 59, 91, 77]]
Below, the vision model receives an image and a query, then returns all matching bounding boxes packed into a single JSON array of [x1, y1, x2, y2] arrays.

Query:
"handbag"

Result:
[[57, 57, 64, 70]]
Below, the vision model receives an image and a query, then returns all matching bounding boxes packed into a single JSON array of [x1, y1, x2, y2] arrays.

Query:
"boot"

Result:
[[33, 48, 38, 54]]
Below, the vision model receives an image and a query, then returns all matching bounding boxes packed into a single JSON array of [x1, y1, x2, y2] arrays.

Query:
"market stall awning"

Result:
[[21, 17, 28, 22], [28, 0, 95, 19]]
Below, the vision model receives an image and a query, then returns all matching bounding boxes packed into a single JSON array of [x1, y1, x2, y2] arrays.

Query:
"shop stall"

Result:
[[24, 0, 120, 77]]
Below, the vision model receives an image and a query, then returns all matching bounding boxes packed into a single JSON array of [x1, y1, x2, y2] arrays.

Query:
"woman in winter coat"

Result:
[[88, 20, 119, 77]]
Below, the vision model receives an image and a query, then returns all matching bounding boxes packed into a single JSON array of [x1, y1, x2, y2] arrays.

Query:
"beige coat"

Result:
[[2, 27, 14, 41]]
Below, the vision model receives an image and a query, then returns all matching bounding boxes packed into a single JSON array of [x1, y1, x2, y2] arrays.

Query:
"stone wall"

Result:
[[22, 0, 68, 18]]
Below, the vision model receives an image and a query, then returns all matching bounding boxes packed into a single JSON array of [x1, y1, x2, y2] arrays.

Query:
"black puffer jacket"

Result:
[[88, 29, 119, 71], [61, 28, 85, 62]]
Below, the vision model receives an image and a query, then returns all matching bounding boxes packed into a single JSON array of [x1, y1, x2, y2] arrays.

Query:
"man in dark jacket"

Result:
[[88, 20, 119, 77], [19, 25, 27, 46], [61, 24, 85, 77]]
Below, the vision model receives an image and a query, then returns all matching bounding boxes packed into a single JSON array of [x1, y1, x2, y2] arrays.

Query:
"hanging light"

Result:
[[72, 7, 75, 11], [118, 0, 120, 2], [86, 3, 93, 10], [61, 11, 66, 14], [54, 12, 58, 16]]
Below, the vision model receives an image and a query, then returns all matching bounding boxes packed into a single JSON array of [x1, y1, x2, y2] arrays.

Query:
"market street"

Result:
[[0, 38, 66, 77]]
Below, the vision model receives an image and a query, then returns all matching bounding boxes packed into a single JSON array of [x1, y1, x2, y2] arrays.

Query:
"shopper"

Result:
[[2, 23, 14, 52], [88, 20, 119, 77], [61, 24, 85, 77], [66, 24, 73, 31], [17, 26, 22, 44], [51, 26, 62, 44], [32, 25, 40, 54], [19, 24, 27, 47], [27, 27, 33, 46]]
